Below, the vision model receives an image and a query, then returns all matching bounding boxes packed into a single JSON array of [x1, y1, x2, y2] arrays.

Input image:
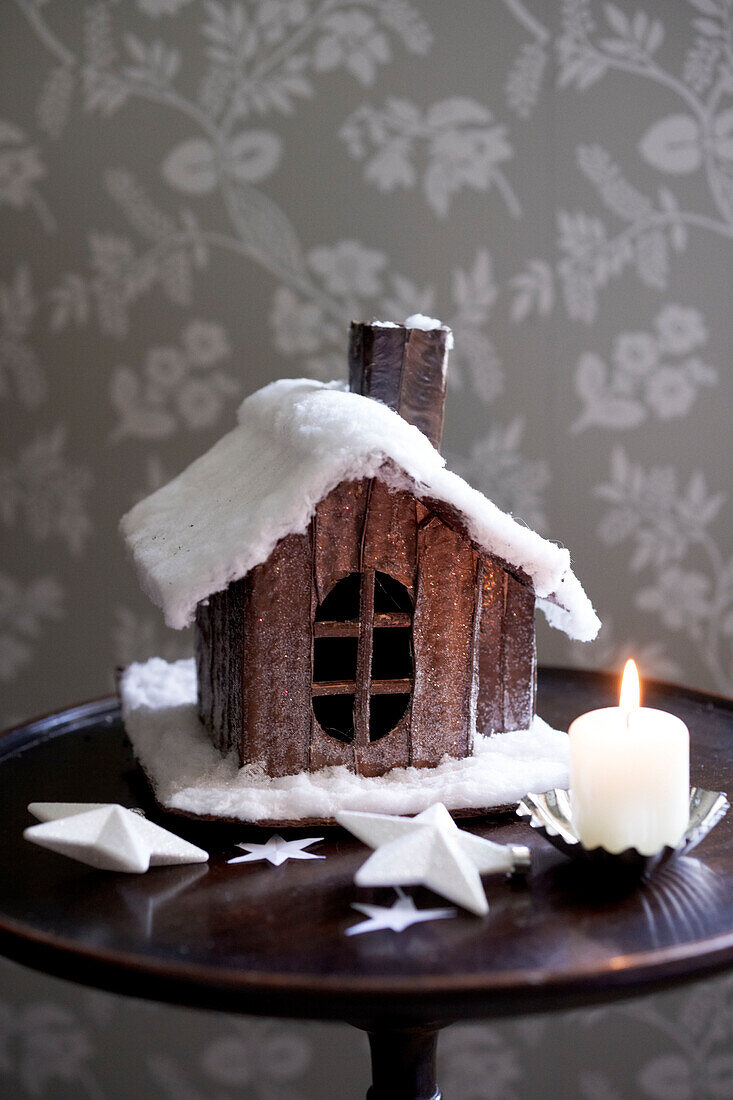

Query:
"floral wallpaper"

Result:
[[1, 1, 732, 1097]]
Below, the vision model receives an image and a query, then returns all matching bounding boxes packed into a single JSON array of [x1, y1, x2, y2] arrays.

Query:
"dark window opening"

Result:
[[369, 694, 410, 742], [313, 636, 359, 683], [315, 572, 361, 622], [371, 627, 412, 680], [374, 571, 413, 613], [312, 571, 414, 746], [313, 695, 355, 744]]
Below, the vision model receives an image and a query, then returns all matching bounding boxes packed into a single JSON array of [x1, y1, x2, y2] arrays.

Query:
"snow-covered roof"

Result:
[[121, 378, 600, 641]]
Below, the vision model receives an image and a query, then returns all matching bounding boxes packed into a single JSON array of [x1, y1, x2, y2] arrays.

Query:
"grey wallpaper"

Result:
[[1, 0, 733, 1097]]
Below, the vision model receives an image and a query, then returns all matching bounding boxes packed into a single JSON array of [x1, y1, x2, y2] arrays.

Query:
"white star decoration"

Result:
[[25, 803, 209, 874], [346, 888, 456, 936], [227, 834, 325, 867], [337, 802, 530, 916]]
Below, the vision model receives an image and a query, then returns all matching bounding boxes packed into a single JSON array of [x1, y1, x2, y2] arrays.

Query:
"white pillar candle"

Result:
[[568, 661, 689, 855]]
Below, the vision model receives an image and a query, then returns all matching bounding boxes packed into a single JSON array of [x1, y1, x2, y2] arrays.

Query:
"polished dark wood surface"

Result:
[[1, 668, 732, 1029]]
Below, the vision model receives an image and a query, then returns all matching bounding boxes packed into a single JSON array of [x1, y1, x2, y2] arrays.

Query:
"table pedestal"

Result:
[[365, 1026, 440, 1100]]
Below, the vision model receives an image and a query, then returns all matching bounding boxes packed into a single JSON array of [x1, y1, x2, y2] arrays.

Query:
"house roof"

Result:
[[121, 379, 601, 640]]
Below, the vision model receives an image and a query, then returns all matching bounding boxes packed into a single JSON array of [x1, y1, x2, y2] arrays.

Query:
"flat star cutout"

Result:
[[346, 889, 456, 936], [25, 802, 208, 874], [337, 802, 530, 916], [227, 834, 324, 867]]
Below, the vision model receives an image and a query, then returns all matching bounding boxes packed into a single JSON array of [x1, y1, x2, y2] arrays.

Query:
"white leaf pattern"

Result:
[[638, 114, 702, 174], [161, 138, 219, 193], [225, 180, 309, 280]]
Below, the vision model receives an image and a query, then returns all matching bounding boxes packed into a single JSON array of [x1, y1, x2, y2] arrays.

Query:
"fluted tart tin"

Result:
[[516, 787, 729, 878]]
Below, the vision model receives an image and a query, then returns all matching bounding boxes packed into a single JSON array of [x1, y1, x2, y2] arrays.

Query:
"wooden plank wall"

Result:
[[502, 575, 536, 732], [312, 479, 368, 604], [239, 532, 313, 776], [309, 480, 366, 772], [410, 515, 480, 767], [195, 581, 243, 756], [361, 480, 417, 595], [476, 564, 536, 735], [356, 480, 416, 776]]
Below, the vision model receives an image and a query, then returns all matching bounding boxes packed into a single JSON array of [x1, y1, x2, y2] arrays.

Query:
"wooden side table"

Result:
[[1, 668, 732, 1100]]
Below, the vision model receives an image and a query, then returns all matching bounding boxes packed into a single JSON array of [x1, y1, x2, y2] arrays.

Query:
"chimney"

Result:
[[348, 318, 452, 452]]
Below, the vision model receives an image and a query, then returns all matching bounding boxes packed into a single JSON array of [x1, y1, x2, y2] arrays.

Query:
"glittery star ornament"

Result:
[[346, 889, 456, 936], [227, 834, 325, 866], [25, 803, 208, 873], [337, 802, 530, 916]]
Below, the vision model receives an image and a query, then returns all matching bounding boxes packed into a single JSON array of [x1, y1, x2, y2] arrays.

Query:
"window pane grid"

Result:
[[312, 572, 413, 742], [314, 612, 410, 638]]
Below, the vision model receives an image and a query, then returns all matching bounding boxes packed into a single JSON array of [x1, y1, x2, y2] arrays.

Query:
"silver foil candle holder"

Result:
[[516, 787, 729, 878]]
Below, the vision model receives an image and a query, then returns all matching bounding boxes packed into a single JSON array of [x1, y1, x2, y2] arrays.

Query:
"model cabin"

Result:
[[121, 318, 599, 782]]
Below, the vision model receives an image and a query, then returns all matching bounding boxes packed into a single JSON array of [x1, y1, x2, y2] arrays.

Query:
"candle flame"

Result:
[[620, 658, 641, 720]]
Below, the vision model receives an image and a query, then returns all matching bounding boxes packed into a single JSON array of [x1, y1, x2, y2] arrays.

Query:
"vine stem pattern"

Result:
[[501, 0, 550, 45], [13, 0, 76, 68], [568, 8, 733, 232]]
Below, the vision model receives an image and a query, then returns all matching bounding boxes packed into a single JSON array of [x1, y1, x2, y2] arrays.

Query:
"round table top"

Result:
[[1, 667, 732, 1028]]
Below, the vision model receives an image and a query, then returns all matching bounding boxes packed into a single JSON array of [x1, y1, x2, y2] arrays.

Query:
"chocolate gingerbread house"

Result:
[[122, 318, 599, 785]]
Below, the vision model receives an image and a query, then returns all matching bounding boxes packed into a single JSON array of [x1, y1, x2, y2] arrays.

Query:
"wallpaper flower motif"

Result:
[[0, 428, 93, 556], [512, 0, 733, 324], [451, 419, 550, 534], [0, 267, 46, 408], [0, 1000, 99, 1098], [340, 96, 519, 217], [0, 573, 64, 683], [572, 302, 717, 431], [596, 447, 732, 691], [0, 120, 54, 233], [149, 1017, 312, 1099], [439, 1023, 522, 1099], [111, 319, 238, 439]]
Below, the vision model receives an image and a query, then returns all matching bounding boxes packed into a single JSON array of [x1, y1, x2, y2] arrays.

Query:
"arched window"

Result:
[[312, 570, 413, 744]]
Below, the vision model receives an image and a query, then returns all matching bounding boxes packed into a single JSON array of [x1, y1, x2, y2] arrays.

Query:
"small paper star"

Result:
[[25, 803, 208, 874], [346, 889, 456, 936], [227, 834, 325, 867], [337, 802, 530, 916]]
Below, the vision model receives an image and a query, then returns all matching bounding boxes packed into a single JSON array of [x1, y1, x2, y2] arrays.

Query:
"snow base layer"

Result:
[[121, 658, 570, 823]]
